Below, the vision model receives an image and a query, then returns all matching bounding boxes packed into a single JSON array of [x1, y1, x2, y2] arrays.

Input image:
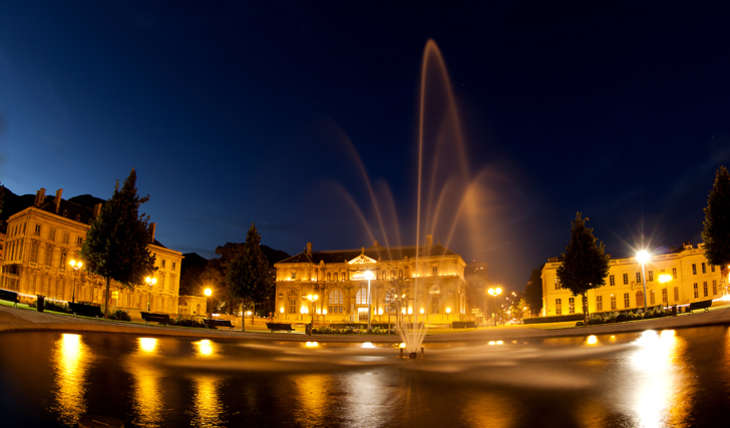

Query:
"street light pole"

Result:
[[636, 249, 651, 312], [145, 276, 157, 312], [364, 270, 375, 332], [68, 259, 83, 303]]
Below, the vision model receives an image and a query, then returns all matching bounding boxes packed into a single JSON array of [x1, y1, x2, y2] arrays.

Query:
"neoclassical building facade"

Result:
[[274, 239, 468, 324], [541, 243, 728, 316], [0, 188, 182, 316]]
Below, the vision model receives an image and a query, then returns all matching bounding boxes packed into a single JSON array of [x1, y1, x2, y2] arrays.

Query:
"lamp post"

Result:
[[145, 276, 157, 312], [363, 270, 375, 331], [68, 259, 83, 303], [203, 286, 212, 319], [306, 293, 319, 335], [635, 249, 651, 312], [486, 286, 503, 326]]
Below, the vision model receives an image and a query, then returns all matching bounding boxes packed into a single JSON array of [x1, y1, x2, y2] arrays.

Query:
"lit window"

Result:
[[672, 267, 677, 279], [701, 263, 706, 274], [609, 275, 615, 286], [703, 281, 708, 297], [610, 295, 617, 310], [713, 280, 717, 295], [568, 297, 575, 314], [34, 224, 41, 235], [596, 295, 603, 312], [355, 287, 369, 305], [636, 291, 644, 307], [648, 271, 654, 282], [555, 298, 562, 315], [692, 264, 697, 275], [662, 288, 668, 305], [635, 272, 641, 283], [693, 283, 698, 299], [623, 273, 629, 285], [328, 289, 344, 313], [623, 293, 630, 309]]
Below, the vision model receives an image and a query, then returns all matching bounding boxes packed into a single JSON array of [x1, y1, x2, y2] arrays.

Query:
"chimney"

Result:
[[306, 241, 312, 256], [34, 188, 46, 207], [54, 188, 63, 213], [93, 203, 102, 217], [150, 222, 156, 243]]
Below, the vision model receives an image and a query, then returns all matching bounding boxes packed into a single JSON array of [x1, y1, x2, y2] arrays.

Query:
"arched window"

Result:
[[356, 286, 369, 305], [328, 289, 344, 313], [635, 291, 644, 308]]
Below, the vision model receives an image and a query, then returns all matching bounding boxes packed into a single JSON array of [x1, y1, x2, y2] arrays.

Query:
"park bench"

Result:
[[69, 302, 103, 317], [141, 312, 171, 324], [266, 322, 294, 332], [688, 300, 712, 312], [451, 321, 476, 328], [205, 319, 233, 328], [0, 289, 19, 304]]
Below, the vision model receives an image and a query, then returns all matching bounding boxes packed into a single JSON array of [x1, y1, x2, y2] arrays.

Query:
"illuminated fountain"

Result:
[[336, 39, 488, 356]]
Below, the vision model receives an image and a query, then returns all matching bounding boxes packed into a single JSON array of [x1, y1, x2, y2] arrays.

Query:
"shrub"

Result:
[[110, 310, 131, 321], [44, 300, 72, 314]]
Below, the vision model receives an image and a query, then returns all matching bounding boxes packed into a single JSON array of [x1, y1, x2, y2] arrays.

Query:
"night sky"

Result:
[[2, 1, 730, 290]]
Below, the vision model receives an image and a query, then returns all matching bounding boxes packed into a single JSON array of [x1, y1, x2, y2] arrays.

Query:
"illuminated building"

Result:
[[541, 243, 727, 316], [274, 236, 468, 323], [0, 187, 182, 316]]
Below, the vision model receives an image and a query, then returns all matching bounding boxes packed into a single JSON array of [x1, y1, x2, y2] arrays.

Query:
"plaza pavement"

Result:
[[1, 303, 730, 343]]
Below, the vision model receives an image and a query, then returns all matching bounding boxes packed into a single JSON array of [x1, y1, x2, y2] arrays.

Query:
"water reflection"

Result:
[[627, 330, 692, 428], [192, 375, 225, 427], [139, 337, 159, 354], [343, 371, 389, 427], [195, 339, 217, 357], [293, 374, 332, 426], [131, 363, 164, 427], [461, 392, 512, 428], [51, 333, 92, 426]]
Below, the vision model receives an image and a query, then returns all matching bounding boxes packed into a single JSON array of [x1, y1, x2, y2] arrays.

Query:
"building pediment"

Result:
[[347, 254, 377, 265]]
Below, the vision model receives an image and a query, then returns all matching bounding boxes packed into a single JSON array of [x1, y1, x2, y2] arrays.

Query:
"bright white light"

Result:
[[658, 273, 672, 284], [304, 341, 319, 348], [586, 335, 598, 345], [361, 341, 376, 349], [635, 249, 651, 265], [138, 337, 158, 353]]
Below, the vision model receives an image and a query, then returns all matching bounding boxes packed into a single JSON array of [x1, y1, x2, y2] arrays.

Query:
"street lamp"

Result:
[[363, 270, 375, 331], [68, 259, 83, 303], [486, 286, 503, 326], [145, 276, 157, 312], [203, 286, 212, 319], [306, 293, 319, 335], [635, 249, 651, 312]]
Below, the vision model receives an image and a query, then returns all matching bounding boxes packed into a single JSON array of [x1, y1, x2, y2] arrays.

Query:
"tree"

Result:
[[556, 212, 609, 323], [81, 170, 156, 317], [702, 166, 730, 280], [225, 224, 274, 331], [524, 265, 544, 316]]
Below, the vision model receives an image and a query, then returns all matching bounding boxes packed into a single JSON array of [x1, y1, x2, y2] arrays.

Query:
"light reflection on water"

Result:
[[51, 333, 92, 426], [625, 330, 692, 428], [9, 327, 725, 426], [192, 375, 225, 427]]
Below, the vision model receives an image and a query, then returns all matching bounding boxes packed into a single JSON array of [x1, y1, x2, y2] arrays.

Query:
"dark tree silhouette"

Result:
[[557, 212, 609, 323], [702, 166, 730, 277], [81, 169, 156, 317], [524, 265, 544, 316]]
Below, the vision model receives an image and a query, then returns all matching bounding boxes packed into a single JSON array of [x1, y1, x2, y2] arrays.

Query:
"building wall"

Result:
[[274, 253, 468, 324], [541, 243, 728, 316], [178, 295, 207, 317], [0, 207, 182, 316]]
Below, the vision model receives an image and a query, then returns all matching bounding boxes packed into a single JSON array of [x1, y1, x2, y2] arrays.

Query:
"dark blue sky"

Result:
[[2, 1, 729, 290]]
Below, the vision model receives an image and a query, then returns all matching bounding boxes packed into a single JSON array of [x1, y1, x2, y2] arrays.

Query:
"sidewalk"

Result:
[[2, 303, 730, 343]]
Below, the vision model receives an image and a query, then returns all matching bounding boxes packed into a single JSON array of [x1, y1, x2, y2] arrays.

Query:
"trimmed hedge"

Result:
[[523, 314, 584, 324], [586, 306, 672, 325], [109, 310, 131, 321], [312, 326, 394, 335]]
